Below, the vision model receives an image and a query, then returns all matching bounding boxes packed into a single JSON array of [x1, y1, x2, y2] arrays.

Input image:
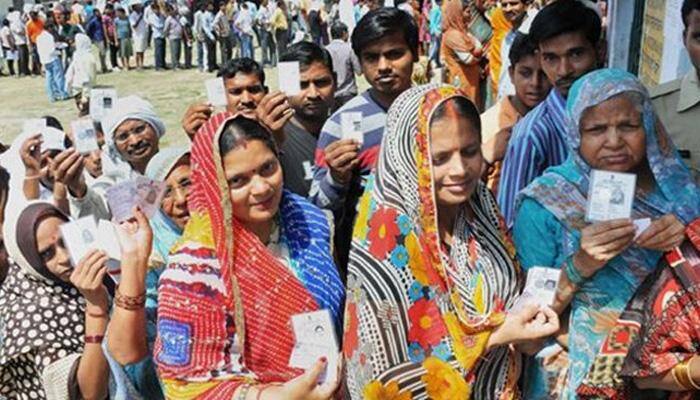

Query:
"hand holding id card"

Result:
[[60, 217, 123, 283], [288, 309, 339, 384], [106, 176, 166, 222], [511, 267, 561, 313], [586, 170, 636, 222]]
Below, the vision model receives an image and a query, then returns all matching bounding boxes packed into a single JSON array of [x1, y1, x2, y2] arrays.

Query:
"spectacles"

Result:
[[113, 122, 150, 145], [162, 178, 192, 204]]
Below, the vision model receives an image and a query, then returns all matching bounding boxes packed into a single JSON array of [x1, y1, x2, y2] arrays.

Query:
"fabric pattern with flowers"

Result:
[[343, 85, 522, 399]]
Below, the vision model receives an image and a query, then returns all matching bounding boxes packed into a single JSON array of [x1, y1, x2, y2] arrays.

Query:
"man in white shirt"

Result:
[[193, 4, 208, 71], [202, 1, 217, 71], [36, 30, 70, 102], [129, 1, 148, 69], [235, 2, 254, 59]]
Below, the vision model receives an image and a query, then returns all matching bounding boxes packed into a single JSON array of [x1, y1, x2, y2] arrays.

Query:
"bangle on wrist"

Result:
[[84, 334, 104, 344], [565, 256, 588, 286], [24, 173, 41, 180], [114, 287, 146, 310]]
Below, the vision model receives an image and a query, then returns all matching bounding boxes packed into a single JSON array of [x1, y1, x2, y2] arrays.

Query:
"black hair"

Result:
[[330, 21, 348, 40], [280, 41, 334, 73], [217, 57, 266, 86], [2, 19, 8, 26], [219, 116, 279, 159], [351, 7, 419, 60], [683, 0, 700, 29], [430, 97, 482, 137], [508, 32, 538, 67], [529, 0, 601, 48], [43, 115, 63, 131], [105, 3, 114, 10]]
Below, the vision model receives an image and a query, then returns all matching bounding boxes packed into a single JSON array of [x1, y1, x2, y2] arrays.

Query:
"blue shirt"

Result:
[[497, 89, 568, 227], [85, 14, 105, 42], [115, 17, 131, 39]]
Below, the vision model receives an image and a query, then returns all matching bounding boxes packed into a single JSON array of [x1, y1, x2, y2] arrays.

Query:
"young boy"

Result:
[[114, 7, 132, 70], [481, 33, 551, 195]]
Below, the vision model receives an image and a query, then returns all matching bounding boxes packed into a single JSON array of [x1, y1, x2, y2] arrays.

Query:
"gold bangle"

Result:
[[24, 174, 41, 180], [687, 356, 700, 390], [672, 358, 695, 390]]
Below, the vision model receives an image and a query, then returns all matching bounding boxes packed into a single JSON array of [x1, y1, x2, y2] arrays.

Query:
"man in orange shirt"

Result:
[[26, 8, 44, 75]]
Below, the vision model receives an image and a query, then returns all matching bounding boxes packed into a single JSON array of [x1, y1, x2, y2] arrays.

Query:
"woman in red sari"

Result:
[[154, 114, 345, 399]]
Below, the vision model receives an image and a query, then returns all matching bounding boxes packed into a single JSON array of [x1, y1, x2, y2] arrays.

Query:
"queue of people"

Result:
[[2, 0, 700, 399]]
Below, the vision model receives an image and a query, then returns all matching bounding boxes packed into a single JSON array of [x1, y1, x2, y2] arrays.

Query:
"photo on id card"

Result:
[[585, 169, 636, 222]]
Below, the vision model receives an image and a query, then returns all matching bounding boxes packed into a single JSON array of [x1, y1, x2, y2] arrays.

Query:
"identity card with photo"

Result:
[[278, 61, 302, 96], [288, 309, 339, 384], [60, 216, 99, 267], [340, 112, 363, 144], [106, 176, 166, 222], [511, 266, 561, 313], [90, 88, 118, 121], [71, 119, 99, 154], [586, 169, 636, 222], [205, 77, 228, 107]]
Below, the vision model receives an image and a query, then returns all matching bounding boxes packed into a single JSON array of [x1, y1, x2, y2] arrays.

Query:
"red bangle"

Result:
[[84, 335, 104, 344]]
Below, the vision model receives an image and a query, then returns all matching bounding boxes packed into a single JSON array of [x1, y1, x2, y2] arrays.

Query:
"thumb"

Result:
[[302, 357, 328, 387]]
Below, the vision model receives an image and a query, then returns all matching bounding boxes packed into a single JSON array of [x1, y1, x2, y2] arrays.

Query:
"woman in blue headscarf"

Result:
[[512, 69, 700, 399]]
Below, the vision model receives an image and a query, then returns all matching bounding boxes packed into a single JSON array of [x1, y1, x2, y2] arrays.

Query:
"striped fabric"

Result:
[[343, 85, 522, 400], [154, 112, 344, 399], [497, 89, 568, 227], [309, 91, 387, 211]]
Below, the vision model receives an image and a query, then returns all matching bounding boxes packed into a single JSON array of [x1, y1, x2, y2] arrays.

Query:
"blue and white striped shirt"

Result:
[[497, 89, 568, 227]]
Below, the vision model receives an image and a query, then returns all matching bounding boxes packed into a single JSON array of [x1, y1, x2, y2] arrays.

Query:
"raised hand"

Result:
[[50, 148, 87, 197], [182, 102, 214, 140], [70, 249, 110, 311], [324, 139, 360, 185], [20, 134, 43, 175], [114, 206, 153, 264]]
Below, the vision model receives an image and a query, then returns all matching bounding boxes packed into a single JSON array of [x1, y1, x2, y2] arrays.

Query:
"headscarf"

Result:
[[344, 85, 521, 400], [144, 146, 189, 264], [74, 33, 92, 55], [154, 113, 344, 399], [515, 69, 700, 397], [563, 68, 700, 224], [0, 201, 85, 377], [101, 95, 166, 181], [441, 0, 477, 53], [0, 126, 67, 206]]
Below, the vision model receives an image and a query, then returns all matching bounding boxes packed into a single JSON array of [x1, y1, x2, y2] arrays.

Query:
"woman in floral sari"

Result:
[[512, 68, 700, 399], [344, 84, 559, 400], [154, 113, 345, 399]]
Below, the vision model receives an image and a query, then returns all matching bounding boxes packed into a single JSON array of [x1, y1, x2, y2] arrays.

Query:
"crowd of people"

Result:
[[2, 0, 700, 399]]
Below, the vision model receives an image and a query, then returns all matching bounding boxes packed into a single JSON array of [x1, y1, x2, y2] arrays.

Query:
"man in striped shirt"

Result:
[[309, 7, 418, 271], [497, 0, 603, 227]]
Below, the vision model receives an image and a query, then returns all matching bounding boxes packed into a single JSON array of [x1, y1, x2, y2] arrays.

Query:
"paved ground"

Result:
[[0, 58, 368, 148]]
